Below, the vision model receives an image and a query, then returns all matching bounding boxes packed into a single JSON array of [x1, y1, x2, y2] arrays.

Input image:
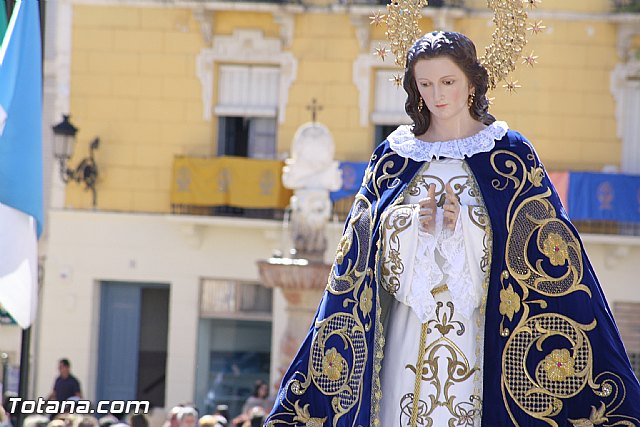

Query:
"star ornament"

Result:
[[524, 0, 541, 9], [374, 45, 389, 61], [527, 20, 546, 35], [522, 51, 539, 67], [390, 74, 403, 87], [369, 10, 386, 26], [503, 80, 522, 94]]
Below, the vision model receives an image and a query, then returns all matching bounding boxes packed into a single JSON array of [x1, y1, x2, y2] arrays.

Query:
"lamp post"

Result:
[[51, 115, 100, 208]]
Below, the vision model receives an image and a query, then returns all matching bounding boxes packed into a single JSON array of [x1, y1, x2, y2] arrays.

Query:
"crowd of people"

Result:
[[0, 400, 267, 427], [0, 378, 274, 427]]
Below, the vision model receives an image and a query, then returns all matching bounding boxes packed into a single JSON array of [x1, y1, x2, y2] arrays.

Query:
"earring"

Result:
[[468, 92, 475, 108], [418, 97, 424, 113]]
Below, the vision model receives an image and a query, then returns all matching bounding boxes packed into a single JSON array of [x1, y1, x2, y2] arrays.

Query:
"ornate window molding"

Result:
[[372, 69, 411, 125], [353, 41, 407, 127], [196, 29, 297, 123], [611, 23, 640, 174]]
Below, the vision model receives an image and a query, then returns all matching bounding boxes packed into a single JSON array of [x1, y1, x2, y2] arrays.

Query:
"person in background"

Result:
[[176, 408, 197, 427], [128, 414, 148, 427], [160, 407, 181, 427], [198, 415, 226, 427], [0, 404, 11, 427], [48, 359, 82, 402], [240, 381, 272, 417]]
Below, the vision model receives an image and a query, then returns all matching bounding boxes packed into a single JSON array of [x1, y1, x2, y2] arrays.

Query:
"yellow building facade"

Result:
[[27, 0, 640, 418], [64, 0, 639, 212]]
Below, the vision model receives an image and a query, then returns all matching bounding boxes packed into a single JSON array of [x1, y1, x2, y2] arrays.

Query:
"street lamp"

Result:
[[51, 115, 100, 207]]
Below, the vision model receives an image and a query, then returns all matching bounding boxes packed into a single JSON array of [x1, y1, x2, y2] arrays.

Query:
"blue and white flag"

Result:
[[0, 0, 43, 329]]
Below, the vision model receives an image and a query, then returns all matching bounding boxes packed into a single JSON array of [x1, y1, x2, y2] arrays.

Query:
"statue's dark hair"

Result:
[[403, 31, 495, 135]]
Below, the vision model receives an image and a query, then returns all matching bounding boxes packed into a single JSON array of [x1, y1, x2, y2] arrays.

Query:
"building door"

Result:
[[97, 282, 169, 407]]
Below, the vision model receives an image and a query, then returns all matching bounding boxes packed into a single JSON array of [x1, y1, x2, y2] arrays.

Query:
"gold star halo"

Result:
[[385, 0, 429, 68], [503, 80, 522, 93], [522, 51, 539, 67], [524, 0, 541, 9], [390, 74, 403, 87], [380, 0, 540, 93], [480, 0, 529, 90], [374, 44, 389, 61], [370, 10, 386, 26], [527, 20, 546, 35]]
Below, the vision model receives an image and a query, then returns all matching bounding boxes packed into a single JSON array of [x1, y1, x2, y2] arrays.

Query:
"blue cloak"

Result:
[[265, 129, 640, 427]]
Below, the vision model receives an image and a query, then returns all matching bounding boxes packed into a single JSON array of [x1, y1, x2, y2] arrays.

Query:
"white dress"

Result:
[[378, 122, 508, 427]]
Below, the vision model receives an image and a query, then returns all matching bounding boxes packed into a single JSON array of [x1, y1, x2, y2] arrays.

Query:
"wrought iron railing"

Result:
[[612, 0, 640, 12], [210, 0, 464, 5], [332, 0, 464, 5]]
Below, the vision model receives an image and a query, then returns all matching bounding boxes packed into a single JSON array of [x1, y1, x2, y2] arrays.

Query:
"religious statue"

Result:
[[282, 122, 342, 262]]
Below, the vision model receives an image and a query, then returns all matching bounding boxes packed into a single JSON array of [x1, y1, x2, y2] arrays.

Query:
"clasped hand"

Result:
[[418, 183, 460, 234]]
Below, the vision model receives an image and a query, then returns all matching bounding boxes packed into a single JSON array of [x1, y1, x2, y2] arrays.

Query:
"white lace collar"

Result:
[[388, 120, 509, 161]]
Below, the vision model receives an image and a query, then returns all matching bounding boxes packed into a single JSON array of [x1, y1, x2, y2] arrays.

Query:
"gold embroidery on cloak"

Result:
[[490, 147, 639, 427], [267, 150, 413, 426]]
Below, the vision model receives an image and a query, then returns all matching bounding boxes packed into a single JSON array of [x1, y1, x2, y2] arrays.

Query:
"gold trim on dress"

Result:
[[430, 284, 449, 296]]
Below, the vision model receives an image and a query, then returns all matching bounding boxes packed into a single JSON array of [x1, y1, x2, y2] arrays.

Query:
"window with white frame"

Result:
[[216, 65, 279, 159], [372, 69, 410, 147]]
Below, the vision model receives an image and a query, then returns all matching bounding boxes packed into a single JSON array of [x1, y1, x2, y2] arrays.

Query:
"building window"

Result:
[[372, 69, 410, 147], [217, 116, 277, 159], [375, 124, 400, 148], [614, 302, 640, 380], [199, 279, 272, 316], [196, 280, 273, 416], [216, 65, 279, 159]]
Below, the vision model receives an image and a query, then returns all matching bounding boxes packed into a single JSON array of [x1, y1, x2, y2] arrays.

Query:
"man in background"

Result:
[[48, 359, 82, 401]]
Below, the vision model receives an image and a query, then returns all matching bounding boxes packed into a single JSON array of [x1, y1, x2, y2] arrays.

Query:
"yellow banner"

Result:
[[171, 156, 292, 209]]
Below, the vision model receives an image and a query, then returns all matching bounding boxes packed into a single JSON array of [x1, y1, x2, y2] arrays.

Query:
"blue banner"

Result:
[[567, 171, 640, 223], [331, 161, 368, 202]]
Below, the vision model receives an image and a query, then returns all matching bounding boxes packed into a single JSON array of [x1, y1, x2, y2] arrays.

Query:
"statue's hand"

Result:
[[418, 184, 437, 234]]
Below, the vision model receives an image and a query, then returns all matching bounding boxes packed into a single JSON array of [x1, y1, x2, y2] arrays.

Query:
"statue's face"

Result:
[[414, 56, 472, 123]]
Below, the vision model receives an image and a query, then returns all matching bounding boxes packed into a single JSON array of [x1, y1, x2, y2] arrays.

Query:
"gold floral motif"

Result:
[[503, 314, 595, 424], [360, 285, 373, 317], [542, 232, 569, 266], [335, 233, 352, 265], [322, 348, 345, 381], [380, 205, 414, 295], [387, 249, 401, 270], [568, 402, 608, 427], [499, 284, 521, 321], [328, 196, 371, 295], [293, 400, 327, 427], [528, 166, 544, 187], [543, 348, 576, 382], [404, 302, 480, 425]]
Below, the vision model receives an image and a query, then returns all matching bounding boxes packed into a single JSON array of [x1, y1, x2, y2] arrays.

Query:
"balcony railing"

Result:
[[171, 156, 640, 237], [170, 155, 291, 220], [341, 0, 463, 5], [612, 0, 640, 12], [208, 0, 464, 5]]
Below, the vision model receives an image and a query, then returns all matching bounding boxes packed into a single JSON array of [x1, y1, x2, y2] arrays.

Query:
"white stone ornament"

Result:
[[283, 122, 342, 261]]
